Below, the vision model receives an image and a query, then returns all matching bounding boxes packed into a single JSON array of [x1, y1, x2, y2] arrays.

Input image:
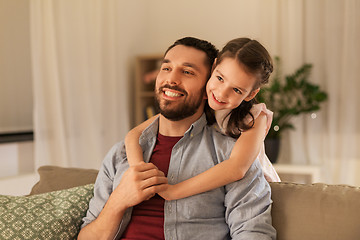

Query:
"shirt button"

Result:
[[170, 174, 174, 181], [168, 204, 172, 212]]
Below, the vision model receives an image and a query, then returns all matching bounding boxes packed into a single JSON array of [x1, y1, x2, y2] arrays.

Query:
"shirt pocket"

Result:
[[178, 188, 226, 220]]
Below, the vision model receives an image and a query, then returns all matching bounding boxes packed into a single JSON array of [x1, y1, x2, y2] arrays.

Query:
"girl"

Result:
[[125, 38, 280, 201]]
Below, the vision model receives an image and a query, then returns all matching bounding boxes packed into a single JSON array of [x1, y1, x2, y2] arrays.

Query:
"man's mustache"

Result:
[[158, 84, 188, 96]]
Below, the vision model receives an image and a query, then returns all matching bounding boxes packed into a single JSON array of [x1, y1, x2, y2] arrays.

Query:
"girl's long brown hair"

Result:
[[215, 38, 273, 138]]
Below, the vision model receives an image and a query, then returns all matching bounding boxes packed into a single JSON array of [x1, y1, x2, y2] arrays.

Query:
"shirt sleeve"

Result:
[[224, 160, 276, 240], [81, 142, 123, 228]]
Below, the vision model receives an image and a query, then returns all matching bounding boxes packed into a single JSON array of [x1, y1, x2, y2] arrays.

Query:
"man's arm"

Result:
[[78, 148, 167, 240], [225, 161, 276, 240]]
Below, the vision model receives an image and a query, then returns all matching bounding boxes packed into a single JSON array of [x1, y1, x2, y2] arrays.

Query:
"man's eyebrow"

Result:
[[183, 62, 201, 72], [162, 59, 201, 72], [216, 69, 248, 93]]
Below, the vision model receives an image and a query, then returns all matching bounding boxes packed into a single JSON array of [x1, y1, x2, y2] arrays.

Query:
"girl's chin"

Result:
[[209, 101, 226, 111]]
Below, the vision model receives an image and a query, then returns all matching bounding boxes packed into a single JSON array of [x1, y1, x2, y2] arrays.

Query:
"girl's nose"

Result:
[[217, 85, 229, 99]]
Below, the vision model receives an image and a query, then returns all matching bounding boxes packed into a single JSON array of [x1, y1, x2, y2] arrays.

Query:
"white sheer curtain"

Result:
[[30, 0, 129, 169], [266, 0, 360, 185]]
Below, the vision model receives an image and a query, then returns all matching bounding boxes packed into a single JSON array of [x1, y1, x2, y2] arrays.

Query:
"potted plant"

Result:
[[256, 57, 328, 163]]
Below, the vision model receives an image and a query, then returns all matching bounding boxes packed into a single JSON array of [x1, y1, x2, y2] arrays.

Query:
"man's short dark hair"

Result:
[[165, 37, 218, 75]]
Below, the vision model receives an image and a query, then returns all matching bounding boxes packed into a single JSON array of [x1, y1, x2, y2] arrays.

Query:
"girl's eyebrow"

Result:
[[215, 69, 248, 93]]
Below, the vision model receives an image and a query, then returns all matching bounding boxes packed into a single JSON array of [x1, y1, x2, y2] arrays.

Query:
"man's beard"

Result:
[[155, 84, 205, 121]]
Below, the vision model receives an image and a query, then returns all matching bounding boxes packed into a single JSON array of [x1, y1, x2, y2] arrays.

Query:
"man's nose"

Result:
[[166, 71, 180, 85]]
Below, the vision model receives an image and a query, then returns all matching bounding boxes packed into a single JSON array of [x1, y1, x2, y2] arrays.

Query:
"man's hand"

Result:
[[78, 162, 168, 240], [109, 162, 168, 211]]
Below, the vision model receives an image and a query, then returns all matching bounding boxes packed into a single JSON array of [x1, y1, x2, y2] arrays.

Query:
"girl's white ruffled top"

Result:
[[215, 103, 281, 182]]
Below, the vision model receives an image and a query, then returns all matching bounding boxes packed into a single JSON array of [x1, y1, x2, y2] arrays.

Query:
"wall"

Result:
[[123, 0, 281, 61], [0, 142, 34, 178], [0, 0, 33, 133]]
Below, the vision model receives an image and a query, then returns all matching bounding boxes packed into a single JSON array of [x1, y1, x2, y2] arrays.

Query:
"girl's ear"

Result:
[[245, 88, 260, 101]]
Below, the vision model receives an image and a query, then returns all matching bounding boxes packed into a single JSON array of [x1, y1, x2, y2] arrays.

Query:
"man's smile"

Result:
[[159, 85, 187, 100], [164, 90, 184, 98]]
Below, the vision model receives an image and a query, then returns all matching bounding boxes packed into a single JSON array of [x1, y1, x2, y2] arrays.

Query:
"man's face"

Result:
[[155, 45, 209, 121]]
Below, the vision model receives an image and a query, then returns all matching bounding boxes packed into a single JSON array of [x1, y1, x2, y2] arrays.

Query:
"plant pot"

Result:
[[264, 138, 280, 163]]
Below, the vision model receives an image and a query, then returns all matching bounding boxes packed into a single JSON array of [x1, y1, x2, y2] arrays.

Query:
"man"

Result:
[[78, 37, 276, 239]]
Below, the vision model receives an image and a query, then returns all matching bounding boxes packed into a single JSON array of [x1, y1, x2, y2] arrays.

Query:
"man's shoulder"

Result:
[[100, 141, 127, 173], [200, 124, 236, 157], [203, 124, 236, 143]]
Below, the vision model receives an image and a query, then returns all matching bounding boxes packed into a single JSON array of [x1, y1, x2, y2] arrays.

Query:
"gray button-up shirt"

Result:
[[82, 114, 276, 240]]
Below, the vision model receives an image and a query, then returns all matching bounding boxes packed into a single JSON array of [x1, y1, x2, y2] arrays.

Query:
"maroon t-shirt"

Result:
[[121, 133, 182, 240]]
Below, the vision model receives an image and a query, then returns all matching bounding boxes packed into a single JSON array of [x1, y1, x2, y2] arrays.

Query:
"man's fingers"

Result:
[[140, 175, 168, 190], [143, 183, 169, 198], [138, 168, 165, 180]]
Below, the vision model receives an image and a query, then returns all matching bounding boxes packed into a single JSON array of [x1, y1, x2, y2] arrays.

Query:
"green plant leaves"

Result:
[[257, 57, 328, 139]]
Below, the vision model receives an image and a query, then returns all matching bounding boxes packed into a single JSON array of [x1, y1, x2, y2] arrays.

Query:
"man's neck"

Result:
[[158, 110, 203, 137]]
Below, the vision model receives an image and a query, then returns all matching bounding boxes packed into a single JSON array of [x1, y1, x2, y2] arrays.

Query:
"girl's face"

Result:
[[206, 57, 260, 111]]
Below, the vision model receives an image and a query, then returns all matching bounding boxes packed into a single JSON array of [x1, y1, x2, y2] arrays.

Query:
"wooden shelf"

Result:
[[133, 54, 163, 127]]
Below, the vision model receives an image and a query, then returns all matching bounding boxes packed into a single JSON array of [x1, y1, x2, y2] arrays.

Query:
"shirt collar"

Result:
[[140, 113, 208, 141], [183, 113, 207, 138]]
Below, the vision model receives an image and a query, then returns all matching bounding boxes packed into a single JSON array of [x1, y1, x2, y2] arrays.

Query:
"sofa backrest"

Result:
[[270, 182, 360, 240], [29, 165, 98, 195]]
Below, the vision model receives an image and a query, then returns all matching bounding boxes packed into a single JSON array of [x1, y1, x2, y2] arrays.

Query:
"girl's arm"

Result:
[[125, 115, 159, 166], [159, 112, 268, 201]]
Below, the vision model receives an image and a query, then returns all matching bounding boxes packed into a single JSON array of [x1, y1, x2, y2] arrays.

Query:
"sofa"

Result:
[[1, 165, 360, 240]]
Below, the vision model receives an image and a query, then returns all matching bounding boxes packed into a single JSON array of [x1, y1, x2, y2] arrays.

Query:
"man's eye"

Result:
[[233, 88, 242, 94], [217, 76, 224, 82], [183, 70, 194, 75], [162, 67, 170, 71]]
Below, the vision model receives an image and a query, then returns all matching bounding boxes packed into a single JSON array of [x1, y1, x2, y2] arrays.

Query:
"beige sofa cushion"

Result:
[[29, 166, 98, 195], [270, 182, 360, 240]]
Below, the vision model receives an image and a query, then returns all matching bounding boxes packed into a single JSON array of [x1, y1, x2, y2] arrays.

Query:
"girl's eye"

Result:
[[233, 88, 242, 94], [217, 76, 224, 82]]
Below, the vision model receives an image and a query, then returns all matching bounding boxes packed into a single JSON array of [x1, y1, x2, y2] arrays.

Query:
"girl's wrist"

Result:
[[159, 184, 177, 201]]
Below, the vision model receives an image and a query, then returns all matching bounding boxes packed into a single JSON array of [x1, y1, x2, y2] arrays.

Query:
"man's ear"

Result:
[[245, 88, 260, 101]]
